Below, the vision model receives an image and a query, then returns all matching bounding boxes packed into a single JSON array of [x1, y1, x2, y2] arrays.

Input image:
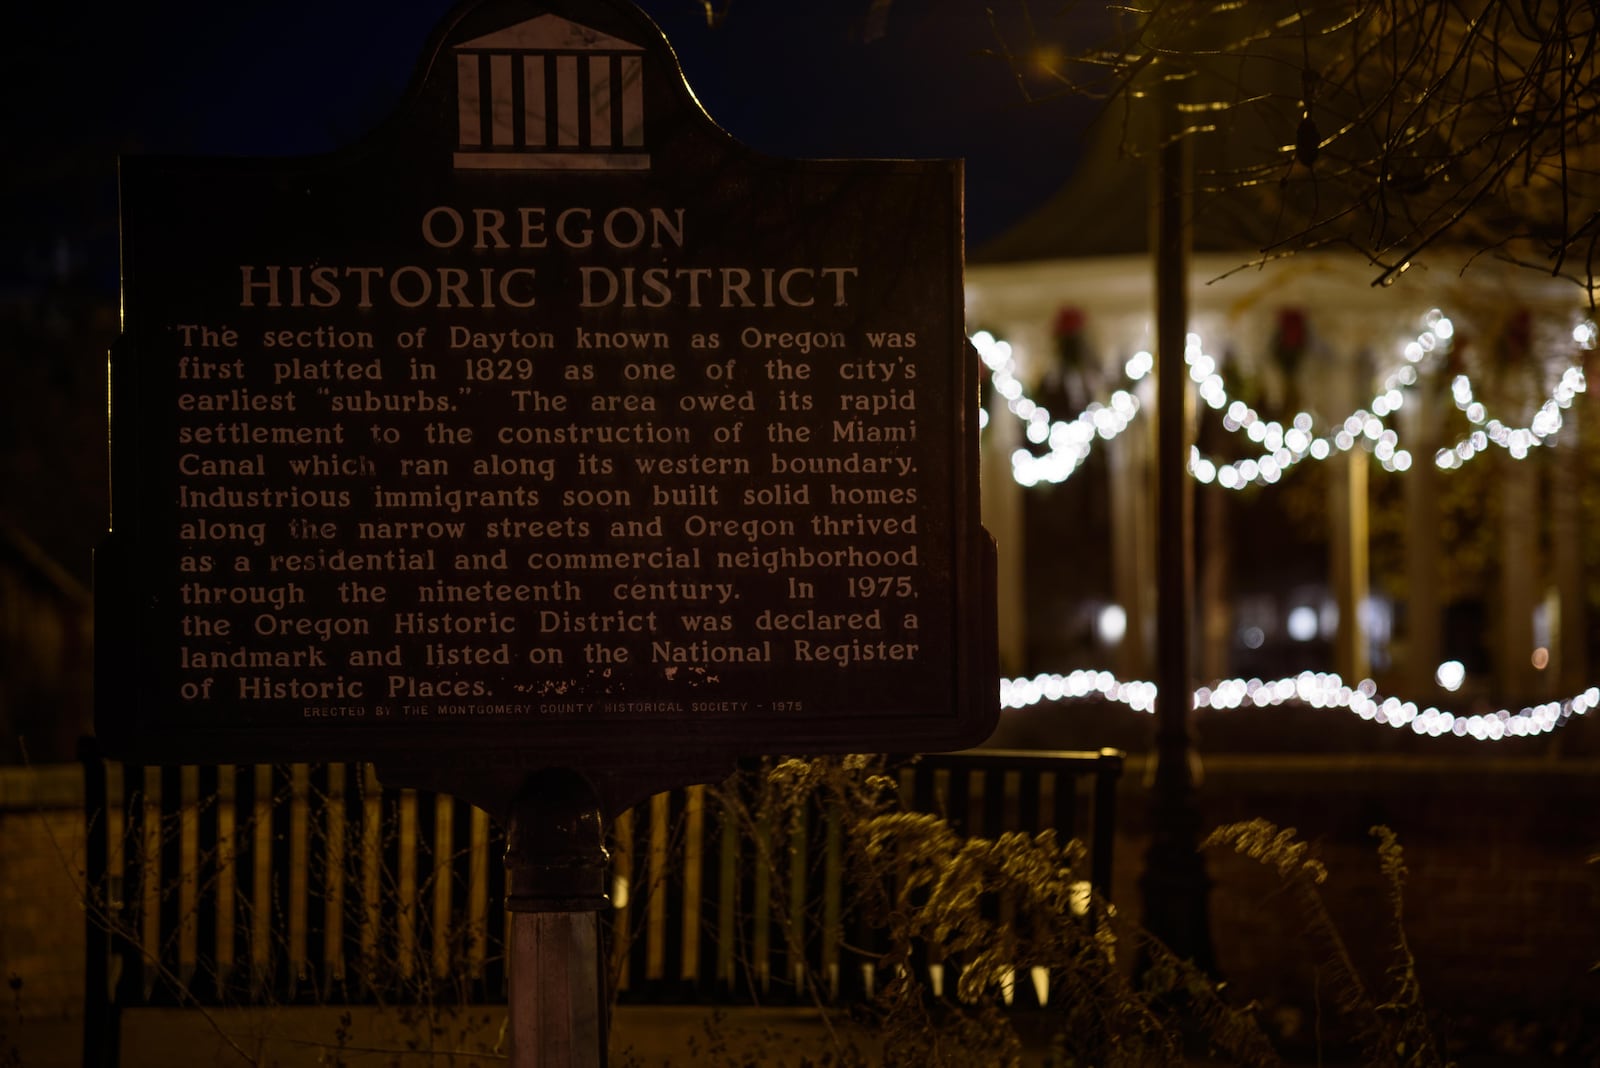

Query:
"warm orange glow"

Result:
[[1029, 43, 1065, 78]]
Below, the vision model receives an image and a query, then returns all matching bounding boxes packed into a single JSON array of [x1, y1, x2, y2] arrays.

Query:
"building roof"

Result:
[[972, 104, 1293, 265]]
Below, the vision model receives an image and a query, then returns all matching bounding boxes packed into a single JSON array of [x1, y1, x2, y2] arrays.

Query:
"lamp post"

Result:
[[1138, 80, 1217, 976]]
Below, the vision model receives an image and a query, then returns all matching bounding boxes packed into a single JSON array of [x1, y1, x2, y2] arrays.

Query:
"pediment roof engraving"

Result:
[[456, 14, 643, 54]]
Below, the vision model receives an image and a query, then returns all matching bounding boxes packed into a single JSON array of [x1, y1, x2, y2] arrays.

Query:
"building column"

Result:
[[982, 373, 1027, 678], [1498, 451, 1540, 699], [1495, 327, 1541, 700], [1329, 343, 1371, 682], [1402, 368, 1443, 696], [1110, 387, 1155, 680], [1497, 454, 1536, 697], [1551, 402, 1588, 696], [1197, 482, 1230, 685]]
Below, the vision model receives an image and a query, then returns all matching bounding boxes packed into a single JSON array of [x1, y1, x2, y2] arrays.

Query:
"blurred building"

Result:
[[966, 141, 1596, 752]]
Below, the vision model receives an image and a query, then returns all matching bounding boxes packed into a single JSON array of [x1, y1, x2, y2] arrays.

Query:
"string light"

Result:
[[976, 313, 1591, 488], [1000, 669, 1159, 713], [1000, 671, 1598, 742], [980, 312, 1595, 742], [972, 329, 1141, 486], [1182, 331, 1406, 488], [1434, 364, 1587, 469]]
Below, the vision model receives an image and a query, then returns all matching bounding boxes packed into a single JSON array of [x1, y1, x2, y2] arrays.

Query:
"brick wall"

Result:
[[0, 765, 87, 1018]]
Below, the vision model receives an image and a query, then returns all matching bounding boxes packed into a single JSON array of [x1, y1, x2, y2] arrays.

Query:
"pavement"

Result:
[[5, 1006, 1570, 1066], [12, 1006, 886, 1068]]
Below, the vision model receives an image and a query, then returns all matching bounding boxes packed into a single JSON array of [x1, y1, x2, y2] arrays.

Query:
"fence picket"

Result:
[[84, 750, 1122, 1022]]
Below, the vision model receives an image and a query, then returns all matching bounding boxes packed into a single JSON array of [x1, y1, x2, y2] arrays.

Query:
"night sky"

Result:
[[4, 0, 1099, 293]]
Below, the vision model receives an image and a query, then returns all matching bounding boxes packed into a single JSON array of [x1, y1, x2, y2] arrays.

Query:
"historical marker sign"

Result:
[[98, 0, 995, 785]]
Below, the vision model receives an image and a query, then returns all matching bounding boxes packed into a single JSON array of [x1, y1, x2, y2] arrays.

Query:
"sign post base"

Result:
[[504, 768, 610, 1068]]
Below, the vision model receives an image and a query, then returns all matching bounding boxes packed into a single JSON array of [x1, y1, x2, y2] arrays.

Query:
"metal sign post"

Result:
[[504, 769, 609, 1067]]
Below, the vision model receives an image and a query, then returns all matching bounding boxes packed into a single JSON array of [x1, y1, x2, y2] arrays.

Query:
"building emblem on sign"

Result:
[[453, 15, 648, 171]]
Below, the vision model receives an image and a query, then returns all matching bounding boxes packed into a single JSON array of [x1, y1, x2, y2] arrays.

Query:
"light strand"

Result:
[[1435, 363, 1588, 469], [973, 329, 1142, 486], [999, 670, 1598, 741], [1180, 331, 1413, 488], [976, 313, 1592, 489]]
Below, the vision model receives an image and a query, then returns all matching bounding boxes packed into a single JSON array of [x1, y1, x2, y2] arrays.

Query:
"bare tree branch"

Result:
[[981, 0, 1600, 303]]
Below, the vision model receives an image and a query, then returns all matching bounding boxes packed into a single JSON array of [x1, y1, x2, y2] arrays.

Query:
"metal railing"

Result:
[[80, 744, 1122, 1028]]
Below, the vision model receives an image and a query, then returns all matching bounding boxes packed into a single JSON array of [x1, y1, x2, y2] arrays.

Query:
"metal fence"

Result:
[[80, 745, 1122, 1036]]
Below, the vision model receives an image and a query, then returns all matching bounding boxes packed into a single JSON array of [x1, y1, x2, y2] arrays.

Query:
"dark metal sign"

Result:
[[98, 0, 995, 780]]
